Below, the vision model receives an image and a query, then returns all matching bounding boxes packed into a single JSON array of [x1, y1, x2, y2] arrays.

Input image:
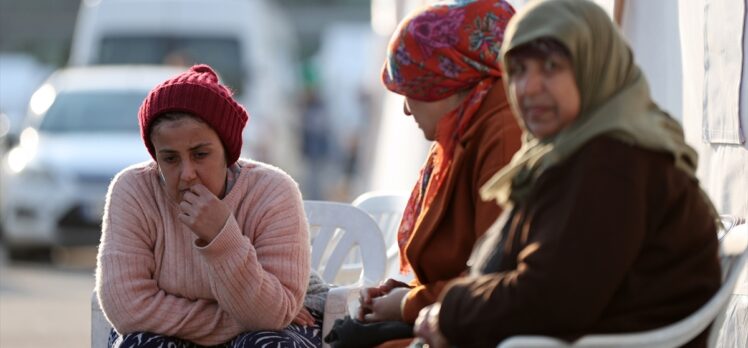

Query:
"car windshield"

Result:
[[38, 91, 145, 133], [97, 36, 243, 94]]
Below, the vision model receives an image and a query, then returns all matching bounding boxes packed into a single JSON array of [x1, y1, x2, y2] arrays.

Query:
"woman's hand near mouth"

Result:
[[177, 183, 231, 245]]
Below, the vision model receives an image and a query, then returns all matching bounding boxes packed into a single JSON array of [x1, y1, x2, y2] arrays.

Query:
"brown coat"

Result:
[[439, 136, 722, 348], [400, 81, 522, 323]]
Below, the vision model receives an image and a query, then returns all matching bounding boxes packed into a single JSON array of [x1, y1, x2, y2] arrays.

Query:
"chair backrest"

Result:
[[498, 222, 748, 348], [352, 191, 409, 280], [304, 200, 386, 286], [719, 214, 745, 240]]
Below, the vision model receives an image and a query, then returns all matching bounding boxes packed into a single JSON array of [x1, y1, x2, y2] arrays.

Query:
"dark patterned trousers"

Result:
[[108, 309, 322, 348]]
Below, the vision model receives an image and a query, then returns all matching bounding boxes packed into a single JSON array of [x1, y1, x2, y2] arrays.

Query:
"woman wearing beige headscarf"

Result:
[[411, 1, 722, 347]]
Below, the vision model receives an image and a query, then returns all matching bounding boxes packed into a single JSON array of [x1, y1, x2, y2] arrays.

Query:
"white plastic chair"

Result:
[[91, 296, 110, 348], [304, 200, 387, 347], [304, 200, 386, 286], [352, 191, 411, 281], [91, 200, 387, 348], [719, 214, 745, 240], [498, 221, 748, 348]]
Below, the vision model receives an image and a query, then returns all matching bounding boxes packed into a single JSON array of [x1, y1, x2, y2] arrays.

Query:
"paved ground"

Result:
[[0, 246, 97, 348]]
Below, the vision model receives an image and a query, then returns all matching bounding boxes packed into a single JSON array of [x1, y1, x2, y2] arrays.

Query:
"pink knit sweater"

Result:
[[96, 160, 310, 345]]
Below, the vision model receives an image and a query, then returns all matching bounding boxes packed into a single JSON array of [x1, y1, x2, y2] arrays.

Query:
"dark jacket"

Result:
[[439, 136, 721, 348]]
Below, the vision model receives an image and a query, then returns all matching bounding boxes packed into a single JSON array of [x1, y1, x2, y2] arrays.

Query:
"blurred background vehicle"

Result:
[[0, 112, 9, 150], [0, 53, 54, 148], [68, 0, 304, 179], [0, 0, 410, 204], [0, 111, 10, 238], [0, 65, 182, 256]]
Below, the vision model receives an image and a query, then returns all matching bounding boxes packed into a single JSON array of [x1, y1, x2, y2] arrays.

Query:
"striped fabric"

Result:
[[108, 310, 323, 348]]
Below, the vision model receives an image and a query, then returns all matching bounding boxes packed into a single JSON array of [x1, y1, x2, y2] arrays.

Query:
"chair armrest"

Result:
[[498, 332, 692, 348], [498, 336, 571, 348], [91, 291, 113, 348], [322, 284, 362, 348]]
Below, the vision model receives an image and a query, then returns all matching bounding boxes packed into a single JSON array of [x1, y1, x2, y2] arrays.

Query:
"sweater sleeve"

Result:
[[96, 169, 243, 346], [438, 140, 651, 346], [196, 170, 310, 330]]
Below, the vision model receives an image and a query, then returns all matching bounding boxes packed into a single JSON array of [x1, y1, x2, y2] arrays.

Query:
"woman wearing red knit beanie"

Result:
[[96, 64, 322, 347]]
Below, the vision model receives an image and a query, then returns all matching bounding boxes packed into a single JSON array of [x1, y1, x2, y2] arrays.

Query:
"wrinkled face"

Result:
[[150, 115, 227, 203], [507, 52, 581, 139], [404, 93, 465, 141]]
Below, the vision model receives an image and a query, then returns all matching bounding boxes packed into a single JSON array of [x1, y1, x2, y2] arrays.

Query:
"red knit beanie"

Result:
[[138, 64, 249, 166]]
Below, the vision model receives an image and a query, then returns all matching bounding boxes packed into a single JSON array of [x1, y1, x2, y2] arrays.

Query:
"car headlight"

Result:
[[6, 127, 39, 173], [5, 150, 56, 185]]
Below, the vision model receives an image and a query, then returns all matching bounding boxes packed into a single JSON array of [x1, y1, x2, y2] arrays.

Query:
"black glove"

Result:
[[323, 316, 414, 348]]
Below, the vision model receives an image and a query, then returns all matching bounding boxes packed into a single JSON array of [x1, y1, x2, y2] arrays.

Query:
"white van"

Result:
[[69, 0, 303, 178]]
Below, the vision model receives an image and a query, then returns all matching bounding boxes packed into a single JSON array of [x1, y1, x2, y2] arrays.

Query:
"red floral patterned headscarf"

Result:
[[383, 0, 514, 273]]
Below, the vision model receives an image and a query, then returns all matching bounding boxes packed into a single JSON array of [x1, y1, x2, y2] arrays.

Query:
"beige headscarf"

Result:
[[480, 0, 717, 221]]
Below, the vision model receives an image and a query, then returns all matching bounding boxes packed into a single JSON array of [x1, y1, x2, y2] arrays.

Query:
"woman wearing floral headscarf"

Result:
[[413, 1, 721, 347], [355, 0, 521, 341]]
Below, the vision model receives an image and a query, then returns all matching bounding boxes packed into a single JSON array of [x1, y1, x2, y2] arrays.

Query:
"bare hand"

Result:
[[177, 183, 231, 243], [357, 278, 410, 322], [414, 303, 448, 348], [292, 307, 316, 326], [365, 287, 409, 322]]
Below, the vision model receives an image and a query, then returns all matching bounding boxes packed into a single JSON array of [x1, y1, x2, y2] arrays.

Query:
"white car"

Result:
[[0, 65, 183, 253], [69, 0, 303, 179]]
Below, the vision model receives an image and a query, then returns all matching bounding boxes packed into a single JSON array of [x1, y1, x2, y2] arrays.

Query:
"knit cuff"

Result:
[[195, 216, 248, 261]]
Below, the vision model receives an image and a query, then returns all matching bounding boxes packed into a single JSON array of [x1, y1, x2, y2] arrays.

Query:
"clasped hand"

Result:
[[178, 184, 231, 244], [357, 278, 411, 322]]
